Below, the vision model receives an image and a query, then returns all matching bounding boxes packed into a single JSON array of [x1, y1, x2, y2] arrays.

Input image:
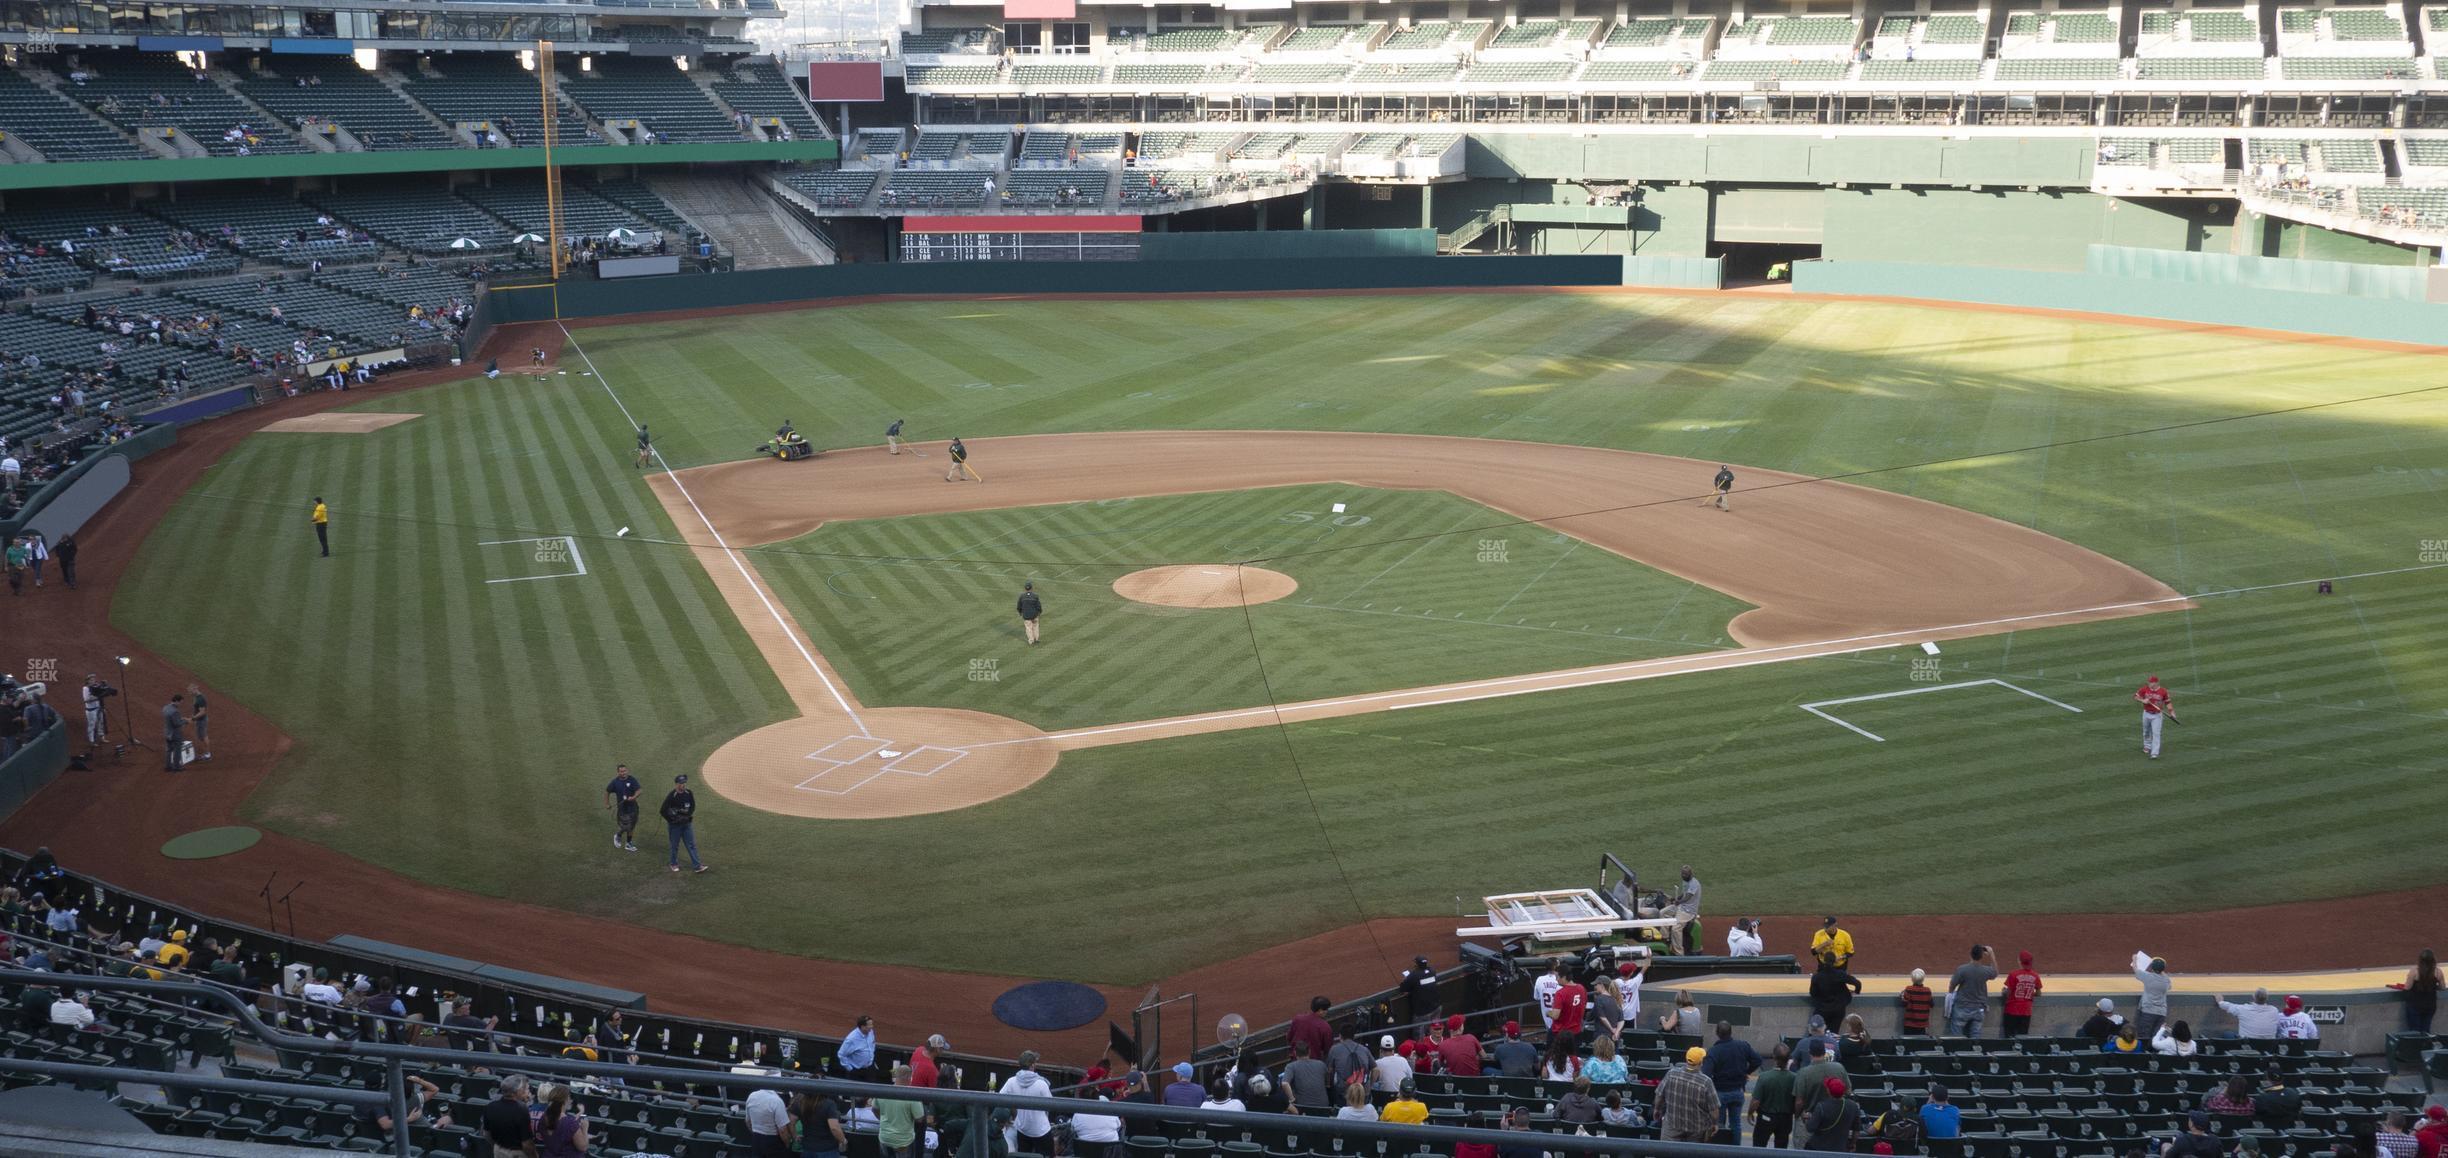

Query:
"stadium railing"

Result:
[[0, 968, 1767, 1158]]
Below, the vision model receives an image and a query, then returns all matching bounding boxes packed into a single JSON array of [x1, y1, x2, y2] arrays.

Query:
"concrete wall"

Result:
[[1469, 133, 2096, 188]]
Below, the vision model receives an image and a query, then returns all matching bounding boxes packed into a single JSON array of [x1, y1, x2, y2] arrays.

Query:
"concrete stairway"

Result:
[[645, 171, 834, 267]]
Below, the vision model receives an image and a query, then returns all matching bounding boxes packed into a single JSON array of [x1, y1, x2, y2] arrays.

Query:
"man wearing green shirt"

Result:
[[876, 1064, 932, 1158], [1749, 1043, 1797, 1148]]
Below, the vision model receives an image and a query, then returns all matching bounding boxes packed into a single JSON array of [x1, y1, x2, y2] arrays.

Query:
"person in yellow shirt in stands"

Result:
[[311, 496, 329, 558], [1381, 1079, 1428, 1125], [155, 929, 191, 970], [1811, 917, 1855, 971]]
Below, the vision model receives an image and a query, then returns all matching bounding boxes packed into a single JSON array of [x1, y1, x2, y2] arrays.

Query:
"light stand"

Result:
[[111, 655, 148, 757]]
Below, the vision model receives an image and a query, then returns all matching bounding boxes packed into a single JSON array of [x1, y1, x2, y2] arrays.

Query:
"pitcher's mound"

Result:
[[1113, 565, 1297, 609]]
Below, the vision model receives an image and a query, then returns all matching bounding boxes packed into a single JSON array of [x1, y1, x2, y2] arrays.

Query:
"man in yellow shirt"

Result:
[[156, 929, 190, 970], [1381, 1080, 1428, 1125], [1810, 917, 1855, 971], [311, 497, 329, 557]]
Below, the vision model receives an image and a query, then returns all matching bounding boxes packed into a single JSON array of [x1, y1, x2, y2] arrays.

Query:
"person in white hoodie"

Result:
[[1069, 1094, 1123, 1158], [2132, 951, 2174, 1040], [998, 1051, 1055, 1154], [2151, 1019, 2198, 1057]]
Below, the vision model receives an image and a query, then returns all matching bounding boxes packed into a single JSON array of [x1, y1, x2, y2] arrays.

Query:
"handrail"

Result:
[[0, 969, 1765, 1158]]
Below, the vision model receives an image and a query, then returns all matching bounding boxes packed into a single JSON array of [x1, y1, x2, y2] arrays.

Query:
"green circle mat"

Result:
[[161, 827, 262, 860]]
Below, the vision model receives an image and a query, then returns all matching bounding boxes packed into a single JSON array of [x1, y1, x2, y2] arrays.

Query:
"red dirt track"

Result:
[[1, 311, 2440, 1068]]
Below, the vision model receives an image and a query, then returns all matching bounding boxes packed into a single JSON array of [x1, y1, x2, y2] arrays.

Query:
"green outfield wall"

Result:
[[1794, 245, 2448, 346], [1467, 133, 2096, 188], [1138, 228, 1434, 260], [0, 140, 834, 193], [486, 254, 1631, 322]]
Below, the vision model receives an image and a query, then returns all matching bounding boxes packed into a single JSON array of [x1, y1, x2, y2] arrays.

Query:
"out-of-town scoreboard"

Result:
[[898, 216, 1142, 262]]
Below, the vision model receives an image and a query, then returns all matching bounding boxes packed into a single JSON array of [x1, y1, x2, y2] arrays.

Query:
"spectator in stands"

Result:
[[2000, 952, 2043, 1036], [1812, 917, 1854, 970], [2419, 1107, 2448, 1158], [1617, 961, 1644, 1028], [2398, 950, 2441, 1032], [533, 1083, 588, 1157], [446, 996, 498, 1053], [2373, 1111, 2419, 1158], [156, 929, 190, 969], [2217, 989, 2281, 1039], [1919, 1085, 1960, 1140], [914, 1034, 951, 1088], [301, 967, 344, 1006], [876, 1064, 931, 1158], [1327, 1024, 1372, 1089], [1001, 1051, 1055, 1153], [1287, 995, 1332, 1061], [1432, 1015, 1481, 1077], [2134, 952, 2173, 1039], [361, 1072, 445, 1143], [1837, 1015, 1874, 1069], [2203, 1076, 2256, 1119], [2164, 1111, 2222, 1158], [1588, 975, 1626, 1044], [1897, 969, 1934, 1036], [1281, 1040, 1331, 1113], [2251, 1067, 2302, 1130], [2106, 1022, 2144, 1055], [2153, 1020, 2197, 1057], [1809, 962, 1862, 1029], [1702, 1021, 1760, 1132], [1197, 1078, 1244, 1114], [1659, 990, 1701, 1035], [2276, 996, 2319, 1041], [1163, 1061, 1203, 1106], [1800, 1077, 1861, 1152], [1324, 1080, 1374, 1124], [1653, 1046, 1719, 1143], [1727, 918, 1764, 957], [1487, 1021, 1534, 1078], [1532, 959, 1564, 1029], [1749, 1044, 1797, 1148], [1793, 1040, 1845, 1118], [837, 1015, 877, 1080], [1551, 970, 1590, 1046], [1540, 1036, 1580, 1082], [1946, 946, 1998, 1037], [792, 1090, 848, 1158], [1381, 1079, 1427, 1125], [745, 1078, 794, 1156], [2079, 999, 2122, 1046], [1549, 1074, 1598, 1126], [48, 989, 98, 1031]]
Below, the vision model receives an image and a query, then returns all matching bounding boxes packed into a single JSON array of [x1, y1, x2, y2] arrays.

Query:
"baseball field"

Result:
[[108, 289, 2448, 985]]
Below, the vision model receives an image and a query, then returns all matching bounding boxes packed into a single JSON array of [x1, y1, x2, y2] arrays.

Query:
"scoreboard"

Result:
[[899, 216, 1142, 263]]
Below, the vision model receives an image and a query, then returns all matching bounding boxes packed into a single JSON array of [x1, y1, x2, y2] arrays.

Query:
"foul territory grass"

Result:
[[757, 485, 1750, 732], [113, 291, 2448, 983]]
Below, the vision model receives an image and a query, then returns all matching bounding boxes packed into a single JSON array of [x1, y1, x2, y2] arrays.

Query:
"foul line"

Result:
[[558, 323, 869, 735], [477, 536, 587, 585], [1799, 678, 2082, 743], [959, 560, 2447, 751]]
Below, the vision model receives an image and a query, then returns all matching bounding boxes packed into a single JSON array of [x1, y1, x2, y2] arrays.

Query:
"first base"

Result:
[[1920, 641, 1941, 656], [1331, 502, 1347, 514], [878, 750, 903, 759]]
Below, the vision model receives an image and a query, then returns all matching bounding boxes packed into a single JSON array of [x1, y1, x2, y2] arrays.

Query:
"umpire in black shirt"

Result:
[[1017, 582, 1043, 645]]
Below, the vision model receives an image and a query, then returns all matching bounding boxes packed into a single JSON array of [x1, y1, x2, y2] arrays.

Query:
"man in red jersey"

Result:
[[2135, 676, 2173, 759]]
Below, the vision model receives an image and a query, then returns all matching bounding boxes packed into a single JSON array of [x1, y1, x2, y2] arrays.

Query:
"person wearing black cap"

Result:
[[661, 774, 705, 874], [1399, 955, 1440, 1023], [2165, 1110, 2225, 1158], [1016, 582, 1043, 645]]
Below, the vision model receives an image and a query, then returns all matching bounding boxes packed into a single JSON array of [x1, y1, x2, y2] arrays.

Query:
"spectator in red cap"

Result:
[[2276, 996, 2319, 1041], [1490, 1021, 1537, 1078], [1436, 1015, 1483, 1077], [2000, 952, 2043, 1037], [2409, 1106, 2447, 1158], [1802, 1077, 1861, 1151], [1287, 997, 1333, 1063]]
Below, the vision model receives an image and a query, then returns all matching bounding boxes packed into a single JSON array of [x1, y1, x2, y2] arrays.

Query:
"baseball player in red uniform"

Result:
[[2134, 676, 2172, 758]]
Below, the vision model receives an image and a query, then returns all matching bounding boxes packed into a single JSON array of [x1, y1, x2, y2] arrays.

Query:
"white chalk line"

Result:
[[559, 324, 869, 735], [1798, 677, 2083, 743], [957, 560, 2448, 752], [477, 535, 587, 584]]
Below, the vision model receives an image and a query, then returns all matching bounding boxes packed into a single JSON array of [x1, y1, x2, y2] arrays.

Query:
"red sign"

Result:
[[1003, 0, 1077, 18], [902, 216, 1143, 233], [806, 60, 885, 102]]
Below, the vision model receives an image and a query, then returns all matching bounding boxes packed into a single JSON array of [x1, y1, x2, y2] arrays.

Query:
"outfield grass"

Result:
[[114, 292, 2448, 982], [760, 485, 1749, 731]]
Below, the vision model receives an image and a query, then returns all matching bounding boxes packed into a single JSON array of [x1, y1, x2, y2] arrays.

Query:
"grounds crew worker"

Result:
[[945, 437, 969, 482], [1712, 465, 1735, 511], [886, 418, 905, 455], [311, 496, 330, 557], [1017, 581, 1043, 645]]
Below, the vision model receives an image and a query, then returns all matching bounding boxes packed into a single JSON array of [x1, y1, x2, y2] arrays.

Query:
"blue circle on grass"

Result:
[[991, 981, 1107, 1032]]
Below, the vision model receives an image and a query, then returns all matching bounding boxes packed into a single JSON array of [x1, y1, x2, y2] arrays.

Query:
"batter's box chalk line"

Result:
[[793, 736, 968, 795], [1799, 678, 2081, 743]]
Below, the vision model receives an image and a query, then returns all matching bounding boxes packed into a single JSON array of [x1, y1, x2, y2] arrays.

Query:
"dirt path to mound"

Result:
[[2, 315, 2438, 1069]]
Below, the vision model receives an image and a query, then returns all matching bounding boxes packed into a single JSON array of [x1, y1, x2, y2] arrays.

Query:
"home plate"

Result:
[[878, 749, 903, 759]]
